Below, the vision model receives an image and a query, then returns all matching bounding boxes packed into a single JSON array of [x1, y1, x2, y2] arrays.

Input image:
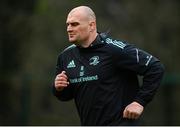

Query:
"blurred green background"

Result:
[[0, 0, 180, 125]]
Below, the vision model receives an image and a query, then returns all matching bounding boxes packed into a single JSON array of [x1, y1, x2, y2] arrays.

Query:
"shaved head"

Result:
[[68, 6, 96, 22]]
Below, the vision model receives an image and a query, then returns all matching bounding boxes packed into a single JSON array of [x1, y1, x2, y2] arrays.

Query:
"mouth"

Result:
[[68, 34, 75, 38]]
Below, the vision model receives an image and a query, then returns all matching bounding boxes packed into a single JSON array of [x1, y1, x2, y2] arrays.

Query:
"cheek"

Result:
[[79, 27, 90, 37]]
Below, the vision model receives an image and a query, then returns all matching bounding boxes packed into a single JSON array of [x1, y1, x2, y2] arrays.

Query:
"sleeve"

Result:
[[112, 42, 165, 107], [52, 53, 74, 101]]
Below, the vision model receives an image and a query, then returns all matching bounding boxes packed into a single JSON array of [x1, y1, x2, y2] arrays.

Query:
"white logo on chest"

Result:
[[89, 56, 100, 66], [67, 60, 76, 68]]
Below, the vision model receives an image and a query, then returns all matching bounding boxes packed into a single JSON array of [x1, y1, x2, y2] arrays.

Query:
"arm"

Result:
[[119, 45, 165, 106], [52, 54, 74, 101], [112, 41, 164, 119]]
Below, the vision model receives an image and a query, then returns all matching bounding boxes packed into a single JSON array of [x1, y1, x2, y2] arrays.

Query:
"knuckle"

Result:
[[55, 82, 59, 87], [59, 77, 63, 80]]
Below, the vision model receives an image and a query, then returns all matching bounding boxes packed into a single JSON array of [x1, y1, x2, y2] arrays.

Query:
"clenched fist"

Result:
[[54, 71, 69, 91], [123, 101, 144, 119]]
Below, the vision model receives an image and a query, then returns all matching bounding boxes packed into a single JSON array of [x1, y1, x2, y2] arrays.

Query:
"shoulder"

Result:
[[101, 35, 137, 57], [61, 44, 76, 54], [99, 33, 128, 50], [63, 44, 76, 52], [102, 36, 132, 55], [104, 37, 127, 50], [57, 44, 76, 60]]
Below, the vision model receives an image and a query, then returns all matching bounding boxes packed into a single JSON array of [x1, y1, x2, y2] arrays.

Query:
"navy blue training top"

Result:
[[53, 33, 164, 125]]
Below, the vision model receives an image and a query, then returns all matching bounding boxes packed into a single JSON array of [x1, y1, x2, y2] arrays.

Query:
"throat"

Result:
[[78, 33, 98, 48]]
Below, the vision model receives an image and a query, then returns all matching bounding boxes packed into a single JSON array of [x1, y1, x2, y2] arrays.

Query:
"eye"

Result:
[[71, 22, 79, 26], [66, 23, 70, 26]]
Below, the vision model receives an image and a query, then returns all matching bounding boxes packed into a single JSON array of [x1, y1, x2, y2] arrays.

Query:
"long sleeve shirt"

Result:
[[52, 33, 164, 125]]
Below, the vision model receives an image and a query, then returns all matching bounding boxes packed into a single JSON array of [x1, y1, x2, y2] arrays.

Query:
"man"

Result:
[[53, 6, 164, 125]]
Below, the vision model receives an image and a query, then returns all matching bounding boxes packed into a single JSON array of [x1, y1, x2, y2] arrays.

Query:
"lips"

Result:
[[69, 34, 75, 38]]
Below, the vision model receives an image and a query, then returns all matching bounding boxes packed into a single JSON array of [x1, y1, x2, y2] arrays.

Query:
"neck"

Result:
[[79, 32, 98, 48]]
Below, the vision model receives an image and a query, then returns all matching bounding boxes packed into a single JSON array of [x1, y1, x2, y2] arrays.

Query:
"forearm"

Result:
[[134, 62, 165, 106]]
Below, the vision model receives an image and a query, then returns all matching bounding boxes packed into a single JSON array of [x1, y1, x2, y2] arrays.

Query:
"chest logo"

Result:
[[89, 56, 100, 66], [79, 66, 85, 76], [67, 60, 76, 68]]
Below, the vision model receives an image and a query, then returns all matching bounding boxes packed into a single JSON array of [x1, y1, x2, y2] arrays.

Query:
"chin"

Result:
[[69, 39, 77, 44], [69, 39, 75, 42]]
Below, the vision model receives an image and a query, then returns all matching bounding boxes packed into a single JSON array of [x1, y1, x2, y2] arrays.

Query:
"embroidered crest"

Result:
[[89, 56, 100, 66]]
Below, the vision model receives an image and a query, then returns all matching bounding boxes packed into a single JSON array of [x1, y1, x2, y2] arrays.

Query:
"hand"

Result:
[[123, 101, 144, 120], [54, 71, 69, 91]]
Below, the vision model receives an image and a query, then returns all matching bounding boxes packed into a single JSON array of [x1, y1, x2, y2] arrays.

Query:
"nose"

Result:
[[67, 25, 72, 32]]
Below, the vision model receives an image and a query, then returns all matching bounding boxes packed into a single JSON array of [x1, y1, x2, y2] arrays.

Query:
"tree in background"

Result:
[[0, 0, 180, 125], [0, 0, 35, 125]]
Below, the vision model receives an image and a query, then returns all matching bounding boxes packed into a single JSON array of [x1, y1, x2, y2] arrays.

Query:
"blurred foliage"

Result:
[[0, 0, 180, 125]]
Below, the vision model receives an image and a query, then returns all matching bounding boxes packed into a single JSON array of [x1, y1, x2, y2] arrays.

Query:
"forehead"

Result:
[[66, 11, 87, 23]]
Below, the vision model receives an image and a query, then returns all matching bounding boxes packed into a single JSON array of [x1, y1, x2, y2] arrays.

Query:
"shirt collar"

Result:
[[77, 34, 104, 49]]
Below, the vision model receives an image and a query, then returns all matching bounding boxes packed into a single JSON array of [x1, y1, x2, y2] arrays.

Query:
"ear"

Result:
[[89, 21, 96, 32]]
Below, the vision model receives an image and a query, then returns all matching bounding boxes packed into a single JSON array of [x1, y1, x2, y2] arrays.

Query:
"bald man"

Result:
[[53, 6, 164, 125]]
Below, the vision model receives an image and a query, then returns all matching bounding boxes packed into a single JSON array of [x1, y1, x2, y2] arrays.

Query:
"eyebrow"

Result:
[[66, 22, 80, 26]]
